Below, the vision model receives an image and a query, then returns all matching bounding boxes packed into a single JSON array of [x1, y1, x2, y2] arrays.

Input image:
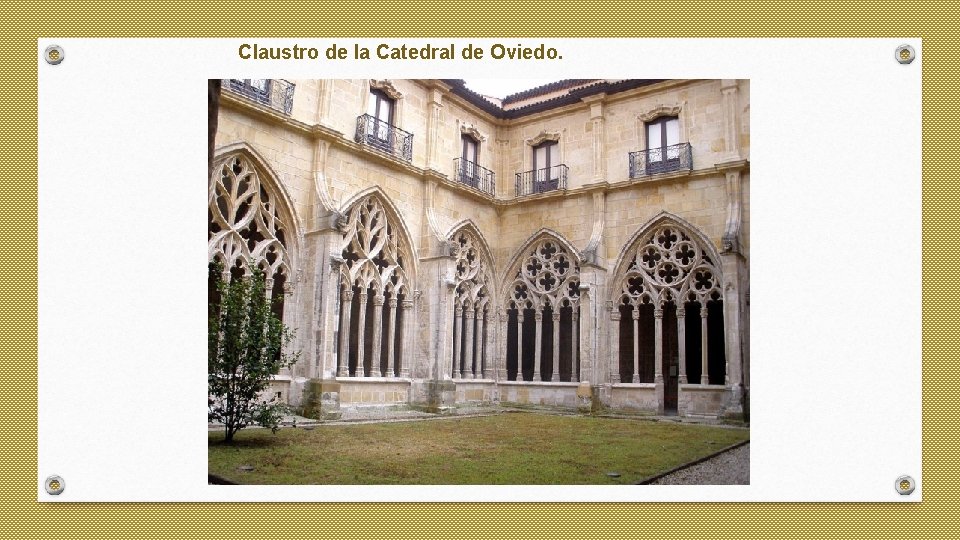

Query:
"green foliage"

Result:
[[208, 262, 299, 443]]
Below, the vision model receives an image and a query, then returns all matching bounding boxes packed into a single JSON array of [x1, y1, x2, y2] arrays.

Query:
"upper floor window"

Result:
[[533, 140, 561, 190], [462, 135, 479, 165], [368, 90, 395, 127], [645, 116, 681, 173]]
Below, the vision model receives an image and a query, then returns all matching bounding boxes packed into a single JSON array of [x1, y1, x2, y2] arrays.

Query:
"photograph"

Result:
[[206, 78, 750, 485]]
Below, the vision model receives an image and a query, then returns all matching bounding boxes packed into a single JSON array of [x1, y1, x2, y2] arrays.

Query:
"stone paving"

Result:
[[646, 442, 750, 485]]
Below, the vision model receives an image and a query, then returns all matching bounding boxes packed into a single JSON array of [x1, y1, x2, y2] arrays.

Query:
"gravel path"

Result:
[[648, 443, 749, 485]]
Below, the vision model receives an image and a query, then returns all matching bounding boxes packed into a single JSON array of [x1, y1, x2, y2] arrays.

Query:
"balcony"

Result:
[[629, 142, 692, 178], [454, 158, 495, 196], [515, 165, 568, 196], [355, 114, 414, 163], [222, 79, 295, 115]]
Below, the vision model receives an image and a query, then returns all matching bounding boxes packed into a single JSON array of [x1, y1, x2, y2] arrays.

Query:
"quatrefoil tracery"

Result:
[[618, 224, 721, 308], [451, 230, 492, 311], [509, 239, 580, 310]]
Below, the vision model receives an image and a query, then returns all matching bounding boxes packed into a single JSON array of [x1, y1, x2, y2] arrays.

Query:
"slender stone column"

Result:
[[386, 297, 398, 377], [355, 290, 368, 377], [264, 278, 274, 303], [677, 307, 687, 384], [453, 305, 462, 379], [475, 310, 485, 378], [337, 289, 353, 377], [399, 299, 413, 378], [551, 311, 561, 382], [632, 307, 641, 383], [464, 308, 475, 380], [654, 308, 664, 384], [533, 311, 543, 381], [516, 312, 524, 381], [610, 309, 621, 383], [370, 294, 384, 377], [701, 306, 709, 384], [495, 311, 505, 380], [571, 309, 579, 382]]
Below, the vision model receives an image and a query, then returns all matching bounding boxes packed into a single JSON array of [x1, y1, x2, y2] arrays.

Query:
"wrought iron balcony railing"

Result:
[[454, 158, 495, 196], [629, 142, 693, 178], [222, 79, 295, 115], [355, 114, 414, 162], [515, 165, 568, 196]]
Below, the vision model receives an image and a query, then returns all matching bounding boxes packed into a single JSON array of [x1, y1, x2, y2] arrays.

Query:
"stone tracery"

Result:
[[208, 153, 291, 301], [450, 228, 493, 379], [611, 220, 724, 387], [505, 236, 581, 382], [336, 194, 413, 378]]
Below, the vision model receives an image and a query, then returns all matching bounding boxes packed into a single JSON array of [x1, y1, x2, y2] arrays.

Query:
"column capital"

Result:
[[654, 308, 664, 319], [388, 298, 398, 308], [342, 289, 354, 301], [700, 307, 709, 318], [455, 305, 463, 316], [552, 312, 561, 322], [401, 300, 413, 309], [358, 290, 368, 300], [571, 310, 579, 321], [477, 310, 485, 320], [677, 309, 686, 320], [632, 309, 640, 320], [534, 311, 543, 322], [373, 294, 384, 306], [465, 308, 475, 317], [518, 314, 525, 323], [611, 312, 621, 322]]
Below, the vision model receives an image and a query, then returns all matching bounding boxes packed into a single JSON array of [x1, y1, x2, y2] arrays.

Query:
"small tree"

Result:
[[208, 262, 299, 443]]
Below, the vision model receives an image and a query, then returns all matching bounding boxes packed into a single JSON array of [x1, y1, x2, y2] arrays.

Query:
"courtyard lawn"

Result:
[[208, 413, 749, 484]]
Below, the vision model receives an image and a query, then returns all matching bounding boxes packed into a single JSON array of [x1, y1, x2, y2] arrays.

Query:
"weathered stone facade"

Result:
[[210, 78, 750, 419]]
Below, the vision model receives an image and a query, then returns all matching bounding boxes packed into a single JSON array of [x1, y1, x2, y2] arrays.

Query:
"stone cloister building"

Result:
[[209, 78, 749, 419]]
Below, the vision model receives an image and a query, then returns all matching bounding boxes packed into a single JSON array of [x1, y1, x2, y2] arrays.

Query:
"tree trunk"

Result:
[[208, 79, 221, 176]]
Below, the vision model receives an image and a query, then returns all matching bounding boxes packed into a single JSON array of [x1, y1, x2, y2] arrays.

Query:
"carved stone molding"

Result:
[[526, 130, 561, 147], [370, 79, 403, 100], [638, 104, 682, 122]]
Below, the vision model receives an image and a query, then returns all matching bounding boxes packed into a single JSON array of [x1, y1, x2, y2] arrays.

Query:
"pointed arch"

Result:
[[209, 143, 302, 282], [607, 211, 725, 390], [335, 187, 418, 379], [447, 219, 497, 379]]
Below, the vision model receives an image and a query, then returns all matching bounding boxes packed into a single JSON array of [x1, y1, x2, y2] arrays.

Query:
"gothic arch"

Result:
[[501, 229, 583, 383], [608, 212, 726, 395], [447, 219, 496, 379], [339, 186, 419, 283], [335, 188, 418, 378], [209, 144, 302, 290]]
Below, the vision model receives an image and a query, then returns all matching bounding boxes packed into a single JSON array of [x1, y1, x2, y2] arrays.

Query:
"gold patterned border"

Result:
[[9, 2, 953, 538]]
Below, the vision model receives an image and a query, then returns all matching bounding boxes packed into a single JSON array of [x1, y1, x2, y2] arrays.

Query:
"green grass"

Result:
[[208, 413, 749, 484]]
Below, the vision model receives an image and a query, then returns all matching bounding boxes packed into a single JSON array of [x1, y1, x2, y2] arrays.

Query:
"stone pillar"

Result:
[[571, 310, 579, 382], [720, 79, 741, 162], [700, 306, 709, 385], [495, 311, 505, 381], [654, 308, 664, 384], [386, 297, 398, 377], [475, 310, 485, 378], [516, 312, 524, 381], [464, 308, 475, 380], [610, 309, 621, 384], [453, 305, 462, 379], [551, 311, 561, 382], [337, 289, 353, 377], [677, 308, 687, 384], [632, 307, 641, 383], [355, 290, 367, 377], [426, 88, 444, 170], [720, 251, 747, 416], [369, 294, 384, 377], [533, 311, 543, 381], [400, 299, 413, 378]]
